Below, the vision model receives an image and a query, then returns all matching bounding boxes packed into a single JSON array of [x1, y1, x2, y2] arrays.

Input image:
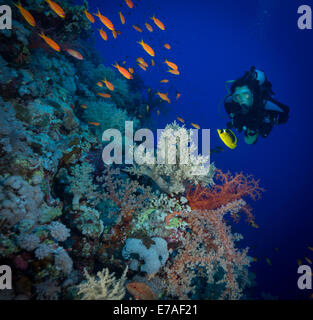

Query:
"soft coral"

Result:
[[186, 169, 264, 224]]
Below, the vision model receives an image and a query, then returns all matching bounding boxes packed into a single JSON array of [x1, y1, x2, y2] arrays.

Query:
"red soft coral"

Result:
[[186, 169, 264, 224]]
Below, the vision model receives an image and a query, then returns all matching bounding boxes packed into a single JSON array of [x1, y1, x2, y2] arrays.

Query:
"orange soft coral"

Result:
[[186, 169, 264, 224]]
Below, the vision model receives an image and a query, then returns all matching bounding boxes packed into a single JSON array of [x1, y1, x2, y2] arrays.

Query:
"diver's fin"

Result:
[[264, 101, 284, 113]]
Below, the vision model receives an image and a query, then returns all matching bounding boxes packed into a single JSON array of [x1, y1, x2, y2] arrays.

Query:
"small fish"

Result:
[[297, 259, 303, 266], [119, 11, 125, 24], [80, 104, 88, 109], [126, 282, 157, 300], [266, 258, 272, 266], [102, 79, 114, 91], [116, 30, 122, 35], [151, 15, 165, 30], [305, 257, 312, 265], [128, 67, 134, 74], [136, 57, 148, 67], [164, 59, 178, 70], [97, 93, 111, 98], [97, 81, 103, 87], [138, 63, 147, 71], [168, 69, 180, 75], [137, 39, 155, 57], [164, 43, 171, 50], [125, 0, 134, 9], [65, 48, 83, 60], [45, 0, 65, 19], [177, 117, 185, 123], [151, 59, 155, 67], [98, 28, 108, 41], [176, 93, 181, 100], [14, 1, 36, 27], [217, 129, 237, 150], [191, 123, 200, 129], [146, 105, 149, 112], [157, 110, 160, 116], [113, 63, 133, 79], [133, 25, 143, 32], [112, 30, 117, 39], [308, 246, 313, 252], [145, 22, 153, 32], [250, 222, 259, 229], [88, 122, 100, 126], [84, 9, 95, 23], [160, 79, 169, 83], [157, 91, 170, 103], [38, 32, 61, 52], [94, 9, 114, 31]]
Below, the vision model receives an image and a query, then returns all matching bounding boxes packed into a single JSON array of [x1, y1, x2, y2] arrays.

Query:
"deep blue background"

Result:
[[77, 0, 313, 299]]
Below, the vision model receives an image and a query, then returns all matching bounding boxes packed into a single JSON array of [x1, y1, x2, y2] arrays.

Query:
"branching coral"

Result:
[[164, 200, 252, 300], [77, 267, 128, 300], [186, 169, 264, 224], [125, 122, 216, 196]]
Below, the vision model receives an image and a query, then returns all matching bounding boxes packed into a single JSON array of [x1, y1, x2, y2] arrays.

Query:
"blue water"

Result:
[[75, 0, 313, 299]]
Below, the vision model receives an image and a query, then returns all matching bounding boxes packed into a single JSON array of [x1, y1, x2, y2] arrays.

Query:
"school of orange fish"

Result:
[[14, 0, 200, 129]]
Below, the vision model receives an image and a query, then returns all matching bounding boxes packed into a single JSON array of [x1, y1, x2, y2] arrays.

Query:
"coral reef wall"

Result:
[[0, 0, 263, 300]]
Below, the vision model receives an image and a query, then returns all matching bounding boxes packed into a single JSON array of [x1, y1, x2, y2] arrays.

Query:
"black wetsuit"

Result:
[[224, 76, 290, 139]]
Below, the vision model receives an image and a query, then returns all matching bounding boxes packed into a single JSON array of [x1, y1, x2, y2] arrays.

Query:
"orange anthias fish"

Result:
[[176, 93, 181, 100], [128, 67, 134, 74], [80, 104, 88, 109], [145, 23, 153, 32], [88, 122, 100, 126], [97, 81, 103, 87], [151, 59, 155, 66], [84, 9, 95, 23], [308, 246, 313, 252], [14, 1, 36, 27], [160, 79, 169, 83], [113, 63, 133, 79], [125, 0, 134, 9], [98, 28, 108, 41], [38, 32, 61, 52], [191, 123, 200, 129], [94, 9, 114, 31], [164, 59, 178, 70], [168, 69, 180, 75], [177, 117, 185, 123], [305, 257, 312, 265], [137, 40, 155, 57], [98, 93, 111, 98], [102, 79, 114, 91], [45, 0, 65, 19], [151, 15, 165, 30], [136, 57, 148, 68], [119, 11, 125, 24], [126, 282, 156, 300], [65, 48, 83, 60], [133, 25, 143, 32], [164, 43, 171, 50], [138, 63, 147, 71], [112, 30, 117, 39], [157, 91, 170, 103]]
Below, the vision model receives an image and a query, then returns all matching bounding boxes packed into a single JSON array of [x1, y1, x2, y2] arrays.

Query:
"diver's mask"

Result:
[[232, 86, 253, 109]]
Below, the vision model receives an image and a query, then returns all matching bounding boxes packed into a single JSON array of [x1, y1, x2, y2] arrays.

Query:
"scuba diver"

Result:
[[224, 66, 290, 144]]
